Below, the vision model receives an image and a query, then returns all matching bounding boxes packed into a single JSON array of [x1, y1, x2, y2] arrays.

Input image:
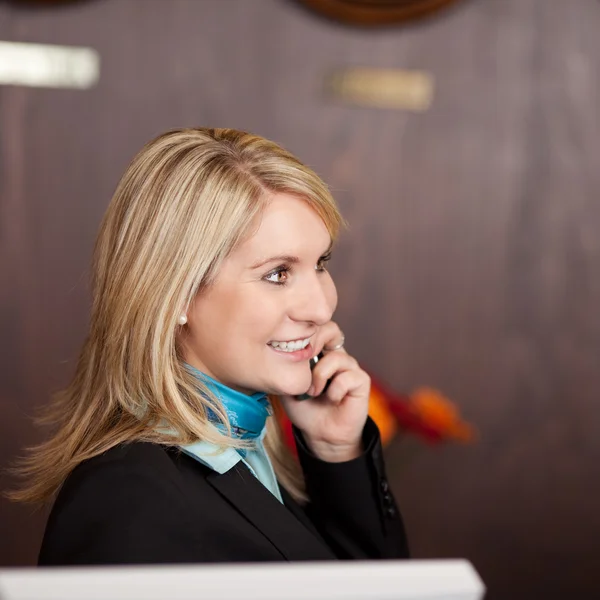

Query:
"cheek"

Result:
[[207, 286, 282, 341], [241, 295, 284, 335], [189, 287, 240, 341]]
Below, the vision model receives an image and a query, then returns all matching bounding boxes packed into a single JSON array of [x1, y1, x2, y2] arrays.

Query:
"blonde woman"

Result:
[[13, 128, 409, 563]]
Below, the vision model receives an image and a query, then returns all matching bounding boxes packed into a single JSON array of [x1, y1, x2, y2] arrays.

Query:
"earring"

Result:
[[178, 314, 188, 326]]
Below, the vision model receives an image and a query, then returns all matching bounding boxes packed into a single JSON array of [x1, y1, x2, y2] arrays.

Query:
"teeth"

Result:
[[270, 337, 310, 352]]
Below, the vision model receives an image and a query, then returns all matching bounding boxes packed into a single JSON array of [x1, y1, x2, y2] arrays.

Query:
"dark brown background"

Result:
[[1, 1, 599, 598]]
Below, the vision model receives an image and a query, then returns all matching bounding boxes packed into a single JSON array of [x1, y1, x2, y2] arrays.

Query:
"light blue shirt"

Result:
[[179, 363, 283, 503], [180, 425, 283, 504]]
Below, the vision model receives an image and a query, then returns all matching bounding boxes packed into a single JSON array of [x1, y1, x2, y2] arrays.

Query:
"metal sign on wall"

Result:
[[327, 67, 434, 111]]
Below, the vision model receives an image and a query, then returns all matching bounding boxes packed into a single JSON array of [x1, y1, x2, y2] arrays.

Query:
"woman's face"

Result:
[[182, 193, 338, 396]]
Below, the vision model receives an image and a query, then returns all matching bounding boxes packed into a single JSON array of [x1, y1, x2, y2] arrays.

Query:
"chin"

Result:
[[266, 377, 312, 397]]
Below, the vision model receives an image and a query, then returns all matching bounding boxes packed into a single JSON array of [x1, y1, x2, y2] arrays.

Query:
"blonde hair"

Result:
[[10, 128, 344, 504]]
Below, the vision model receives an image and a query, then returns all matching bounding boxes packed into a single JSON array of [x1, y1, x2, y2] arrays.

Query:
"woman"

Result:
[[14, 128, 409, 564]]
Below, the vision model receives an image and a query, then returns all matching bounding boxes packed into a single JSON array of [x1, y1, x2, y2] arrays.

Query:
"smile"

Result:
[[268, 337, 311, 352]]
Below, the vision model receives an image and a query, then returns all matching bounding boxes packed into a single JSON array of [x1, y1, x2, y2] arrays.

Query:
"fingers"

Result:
[[314, 321, 346, 356], [309, 351, 370, 403], [310, 351, 356, 396], [325, 369, 371, 405]]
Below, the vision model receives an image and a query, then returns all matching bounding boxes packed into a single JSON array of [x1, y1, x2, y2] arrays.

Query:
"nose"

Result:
[[289, 272, 337, 326]]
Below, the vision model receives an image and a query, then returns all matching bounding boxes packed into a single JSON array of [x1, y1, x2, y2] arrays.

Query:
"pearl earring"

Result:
[[178, 314, 188, 326]]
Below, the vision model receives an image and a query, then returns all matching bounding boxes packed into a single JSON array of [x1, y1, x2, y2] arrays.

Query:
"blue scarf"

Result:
[[184, 364, 271, 448]]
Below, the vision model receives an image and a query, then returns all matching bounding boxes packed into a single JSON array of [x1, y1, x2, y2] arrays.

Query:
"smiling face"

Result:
[[181, 192, 338, 396]]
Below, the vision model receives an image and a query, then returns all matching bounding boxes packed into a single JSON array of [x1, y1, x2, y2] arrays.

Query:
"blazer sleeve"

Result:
[[294, 416, 410, 560]]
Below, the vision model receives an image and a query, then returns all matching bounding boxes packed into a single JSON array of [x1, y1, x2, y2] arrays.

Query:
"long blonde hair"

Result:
[[10, 128, 343, 504]]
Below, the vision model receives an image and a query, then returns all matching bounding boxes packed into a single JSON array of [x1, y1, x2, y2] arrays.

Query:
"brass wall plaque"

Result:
[[327, 68, 433, 111], [0, 41, 99, 89]]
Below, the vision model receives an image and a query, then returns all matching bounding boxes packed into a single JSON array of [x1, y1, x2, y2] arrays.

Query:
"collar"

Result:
[[180, 426, 268, 474]]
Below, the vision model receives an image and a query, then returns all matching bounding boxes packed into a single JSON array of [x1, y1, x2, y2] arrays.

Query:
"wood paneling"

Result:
[[1, 1, 599, 598]]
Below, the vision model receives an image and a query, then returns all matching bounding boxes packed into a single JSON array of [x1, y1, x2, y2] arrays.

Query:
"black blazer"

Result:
[[39, 418, 409, 565]]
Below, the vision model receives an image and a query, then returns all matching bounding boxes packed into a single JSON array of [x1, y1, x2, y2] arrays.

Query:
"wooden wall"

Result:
[[1, 1, 599, 598]]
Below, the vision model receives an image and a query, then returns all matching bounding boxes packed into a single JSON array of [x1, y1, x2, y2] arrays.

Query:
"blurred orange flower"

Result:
[[368, 376, 477, 445], [408, 387, 476, 443], [277, 374, 477, 454]]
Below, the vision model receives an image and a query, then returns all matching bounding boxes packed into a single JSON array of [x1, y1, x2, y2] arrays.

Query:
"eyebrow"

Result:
[[250, 244, 333, 270], [250, 255, 300, 270]]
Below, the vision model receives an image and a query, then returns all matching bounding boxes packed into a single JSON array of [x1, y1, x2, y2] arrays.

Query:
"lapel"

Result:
[[279, 485, 330, 547], [206, 463, 334, 561]]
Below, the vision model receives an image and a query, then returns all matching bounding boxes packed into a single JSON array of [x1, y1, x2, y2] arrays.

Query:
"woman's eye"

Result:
[[316, 254, 332, 271], [264, 268, 289, 285]]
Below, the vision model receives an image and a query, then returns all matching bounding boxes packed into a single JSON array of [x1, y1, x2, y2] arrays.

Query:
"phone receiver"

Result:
[[294, 351, 332, 400]]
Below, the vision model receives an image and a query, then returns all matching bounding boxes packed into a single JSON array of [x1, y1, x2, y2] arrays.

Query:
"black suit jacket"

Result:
[[38, 418, 409, 565]]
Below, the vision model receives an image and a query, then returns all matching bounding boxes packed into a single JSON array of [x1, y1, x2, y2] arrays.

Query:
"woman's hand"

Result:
[[279, 322, 370, 463]]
